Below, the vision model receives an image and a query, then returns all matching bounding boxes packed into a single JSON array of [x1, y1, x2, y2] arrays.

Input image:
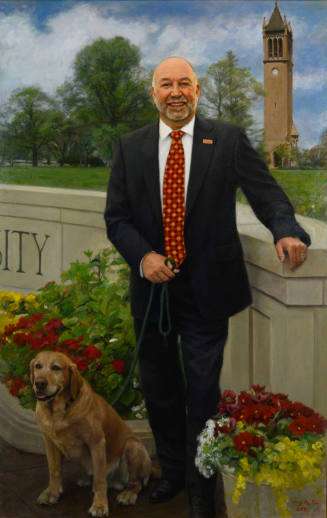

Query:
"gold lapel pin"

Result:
[[202, 138, 214, 145]]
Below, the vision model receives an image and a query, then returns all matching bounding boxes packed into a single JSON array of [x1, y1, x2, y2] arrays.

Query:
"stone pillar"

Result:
[[221, 204, 327, 416]]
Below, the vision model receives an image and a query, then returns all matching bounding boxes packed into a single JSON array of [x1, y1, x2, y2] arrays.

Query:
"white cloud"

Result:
[[295, 109, 327, 149], [147, 14, 262, 69], [0, 4, 158, 102], [294, 69, 327, 91], [0, 6, 265, 104]]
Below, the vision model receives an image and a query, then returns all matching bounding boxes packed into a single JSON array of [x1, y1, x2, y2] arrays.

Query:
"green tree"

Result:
[[0, 87, 56, 166], [273, 143, 291, 168], [201, 51, 264, 134], [73, 36, 156, 163]]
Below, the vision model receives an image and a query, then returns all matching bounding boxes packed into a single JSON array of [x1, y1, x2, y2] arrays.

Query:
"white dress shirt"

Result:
[[159, 116, 195, 206], [140, 116, 195, 276]]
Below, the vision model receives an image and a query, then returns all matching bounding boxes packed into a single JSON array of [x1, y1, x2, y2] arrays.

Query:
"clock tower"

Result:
[[263, 1, 298, 166]]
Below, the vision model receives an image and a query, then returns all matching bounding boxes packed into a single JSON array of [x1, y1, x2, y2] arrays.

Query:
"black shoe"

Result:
[[149, 478, 185, 503], [189, 494, 215, 518]]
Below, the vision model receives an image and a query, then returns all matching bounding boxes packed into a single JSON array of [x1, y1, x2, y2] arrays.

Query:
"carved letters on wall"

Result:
[[0, 229, 50, 275]]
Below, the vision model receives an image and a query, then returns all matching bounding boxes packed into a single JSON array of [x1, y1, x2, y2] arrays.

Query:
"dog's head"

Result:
[[30, 351, 83, 403]]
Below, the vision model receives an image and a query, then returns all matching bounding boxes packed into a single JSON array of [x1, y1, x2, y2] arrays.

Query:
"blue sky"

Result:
[[0, 0, 326, 147]]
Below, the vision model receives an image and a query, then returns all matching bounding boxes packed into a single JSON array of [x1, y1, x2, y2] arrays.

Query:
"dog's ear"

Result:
[[69, 364, 83, 400], [29, 358, 36, 386]]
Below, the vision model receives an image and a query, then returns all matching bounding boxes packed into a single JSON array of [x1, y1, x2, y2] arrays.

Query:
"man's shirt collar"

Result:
[[159, 116, 195, 140]]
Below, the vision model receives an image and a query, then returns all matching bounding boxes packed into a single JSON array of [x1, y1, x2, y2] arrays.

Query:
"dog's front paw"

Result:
[[88, 501, 109, 517], [37, 487, 62, 505], [116, 489, 138, 505]]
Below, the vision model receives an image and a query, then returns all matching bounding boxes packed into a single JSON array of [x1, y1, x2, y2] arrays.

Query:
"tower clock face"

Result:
[[272, 68, 279, 77]]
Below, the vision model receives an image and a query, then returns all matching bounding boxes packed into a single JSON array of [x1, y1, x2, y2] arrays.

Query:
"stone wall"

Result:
[[1, 184, 326, 421]]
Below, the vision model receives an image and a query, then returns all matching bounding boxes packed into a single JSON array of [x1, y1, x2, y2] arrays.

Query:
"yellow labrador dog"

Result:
[[30, 350, 153, 517]]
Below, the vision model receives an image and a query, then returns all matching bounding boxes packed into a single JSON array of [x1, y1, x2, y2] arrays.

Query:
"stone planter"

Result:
[[222, 470, 326, 518], [0, 382, 155, 456], [222, 473, 326, 518]]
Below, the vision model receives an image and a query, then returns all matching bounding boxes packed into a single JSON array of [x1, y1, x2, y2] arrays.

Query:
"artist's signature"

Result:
[[291, 498, 321, 513]]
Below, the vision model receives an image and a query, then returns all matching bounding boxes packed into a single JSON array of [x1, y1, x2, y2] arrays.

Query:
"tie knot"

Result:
[[170, 130, 184, 141]]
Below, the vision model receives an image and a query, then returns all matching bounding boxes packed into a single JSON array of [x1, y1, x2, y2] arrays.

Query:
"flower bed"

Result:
[[0, 249, 145, 419], [196, 385, 327, 517]]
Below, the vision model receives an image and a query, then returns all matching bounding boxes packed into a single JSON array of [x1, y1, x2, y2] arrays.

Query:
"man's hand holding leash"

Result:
[[142, 252, 180, 283]]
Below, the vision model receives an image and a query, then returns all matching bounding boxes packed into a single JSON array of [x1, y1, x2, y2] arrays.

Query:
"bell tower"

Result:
[[263, 1, 298, 166]]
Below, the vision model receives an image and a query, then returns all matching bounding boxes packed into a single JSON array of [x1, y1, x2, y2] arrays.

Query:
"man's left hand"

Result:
[[275, 237, 308, 270]]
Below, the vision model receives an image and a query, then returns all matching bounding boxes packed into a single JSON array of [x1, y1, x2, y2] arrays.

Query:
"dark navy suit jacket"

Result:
[[104, 116, 311, 320]]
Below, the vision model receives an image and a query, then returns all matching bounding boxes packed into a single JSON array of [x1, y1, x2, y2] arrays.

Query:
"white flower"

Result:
[[109, 337, 118, 343]]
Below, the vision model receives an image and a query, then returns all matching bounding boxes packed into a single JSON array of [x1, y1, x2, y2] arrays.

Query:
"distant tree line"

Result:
[[1, 36, 323, 169], [0, 37, 156, 167], [273, 130, 327, 169]]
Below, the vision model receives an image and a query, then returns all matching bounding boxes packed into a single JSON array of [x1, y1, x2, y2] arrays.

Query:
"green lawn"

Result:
[[0, 166, 109, 191], [0, 166, 326, 221], [239, 169, 327, 221]]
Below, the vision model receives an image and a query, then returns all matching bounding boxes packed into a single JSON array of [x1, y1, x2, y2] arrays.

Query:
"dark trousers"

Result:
[[134, 262, 228, 502]]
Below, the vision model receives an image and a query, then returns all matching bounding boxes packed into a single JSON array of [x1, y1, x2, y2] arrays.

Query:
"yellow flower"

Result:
[[232, 474, 247, 504], [236, 420, 245, 430], [240, 457, 250, 473]]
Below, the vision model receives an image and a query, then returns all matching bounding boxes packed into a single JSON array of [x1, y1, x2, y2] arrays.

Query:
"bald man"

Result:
[[104, 57, 310, 518]]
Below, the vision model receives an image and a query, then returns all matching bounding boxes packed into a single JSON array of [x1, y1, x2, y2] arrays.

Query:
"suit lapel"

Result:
[[141, 121, 163, 228], [186, 116, 216, 220]]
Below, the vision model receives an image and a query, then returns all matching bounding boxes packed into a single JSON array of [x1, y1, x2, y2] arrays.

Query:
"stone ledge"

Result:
[[0, 382, 155, 456], [0, 184, 106, 212], [247, 263, 326, 305]]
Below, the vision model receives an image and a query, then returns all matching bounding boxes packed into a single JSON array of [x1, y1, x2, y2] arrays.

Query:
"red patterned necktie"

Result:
[[163, 130, 186, 267]]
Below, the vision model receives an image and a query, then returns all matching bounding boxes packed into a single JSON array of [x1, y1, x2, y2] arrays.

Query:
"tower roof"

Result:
[[265, 2, 286, 32]]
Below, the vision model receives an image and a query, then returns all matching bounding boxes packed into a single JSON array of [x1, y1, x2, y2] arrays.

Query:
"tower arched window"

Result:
[[278, 38, 283, 57], [273, 38, 278, 57], [268, 38, 273, 58]]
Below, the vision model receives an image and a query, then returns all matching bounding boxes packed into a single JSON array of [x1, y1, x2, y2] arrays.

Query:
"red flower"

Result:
[[3, 323, 16, 337], [234, 403, 277, 425], [215, 418, 236, 435], [41, 332, 58, 347], [8, 377, 26, 397], [269, 394, 290, 410], [284, 402, 315, 419], [289, 415, 327, 436], [44, 319, 63, 332], [30, 313, 44, 323], [238, 391, 253, 406], [16, 315, 39, 330], [233, 432, 264, 454], [61, 338, 81, 351], [74, 357, 89, 372], [13, 332, 29, 346], [27, 333, 45, 350], [112, 359, 125, 374], [221, 390, 237, 404], [84, 345, 102, 360]]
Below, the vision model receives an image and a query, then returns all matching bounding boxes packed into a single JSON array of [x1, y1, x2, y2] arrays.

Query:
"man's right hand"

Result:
[[142, 252, 178, 283]]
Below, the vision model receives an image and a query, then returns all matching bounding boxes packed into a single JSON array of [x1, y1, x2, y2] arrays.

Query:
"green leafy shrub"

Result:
[[0, 249, 145, 419]]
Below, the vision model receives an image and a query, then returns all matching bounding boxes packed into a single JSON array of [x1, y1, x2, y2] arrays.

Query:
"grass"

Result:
[[0, 166, 109, 191], [239, 169, 327, 221], [0, 166, 326, 221]]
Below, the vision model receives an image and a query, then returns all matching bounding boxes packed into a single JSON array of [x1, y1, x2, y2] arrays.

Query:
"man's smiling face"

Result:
[[151, 57, 200, 129]]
